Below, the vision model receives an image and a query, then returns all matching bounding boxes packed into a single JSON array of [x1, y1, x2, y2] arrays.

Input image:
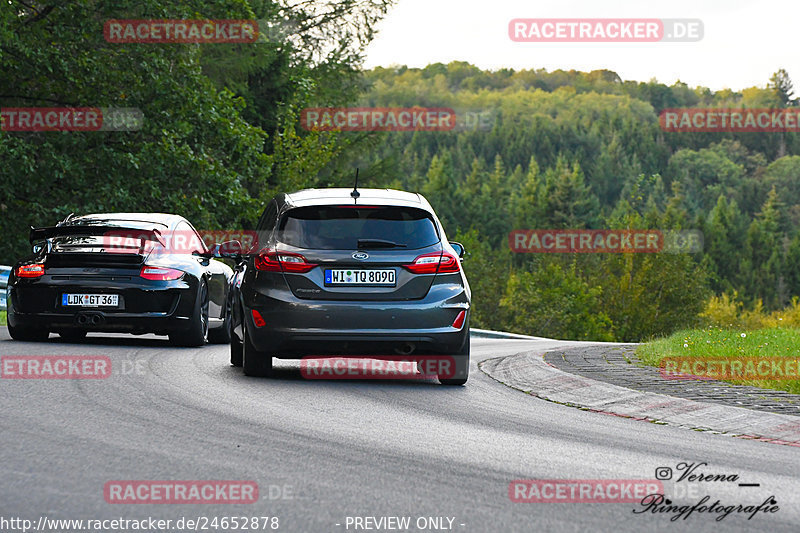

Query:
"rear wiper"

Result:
[[356, 239, 407, 249]]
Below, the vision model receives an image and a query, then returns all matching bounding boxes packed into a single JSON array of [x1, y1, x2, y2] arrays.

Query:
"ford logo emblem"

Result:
[[352, 252, 369, 260]]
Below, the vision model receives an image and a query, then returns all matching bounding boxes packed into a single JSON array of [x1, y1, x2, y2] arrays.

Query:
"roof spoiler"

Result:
[[29, 225, 165, 246]]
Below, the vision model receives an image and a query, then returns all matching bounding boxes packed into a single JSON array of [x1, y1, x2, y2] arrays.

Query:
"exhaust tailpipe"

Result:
[[394, 343, 415, 355]]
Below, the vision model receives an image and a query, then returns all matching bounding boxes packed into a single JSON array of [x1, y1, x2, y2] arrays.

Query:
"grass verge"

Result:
[[0, 310, 5, 326], [637, 327, 800, 394]]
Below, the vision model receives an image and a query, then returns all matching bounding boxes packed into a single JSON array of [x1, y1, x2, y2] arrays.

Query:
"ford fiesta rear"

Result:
[[231, 188, 471, 385]]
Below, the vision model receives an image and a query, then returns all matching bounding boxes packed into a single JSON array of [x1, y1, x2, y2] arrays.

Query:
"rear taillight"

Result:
[[16, 264, 45, 278], [403, 252, 460, 274], [251, 309, 266, 327], [254, 249, 317, 273], [140, 266, 184, 281]]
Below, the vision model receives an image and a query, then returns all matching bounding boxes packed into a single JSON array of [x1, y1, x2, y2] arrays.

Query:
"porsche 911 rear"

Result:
[[233, 188, 471, 385], [9, 245, 196, 336], [6, 215, 220, 345]]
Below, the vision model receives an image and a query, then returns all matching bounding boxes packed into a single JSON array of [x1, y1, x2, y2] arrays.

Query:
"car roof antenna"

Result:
[[350, 168, 360, 200]]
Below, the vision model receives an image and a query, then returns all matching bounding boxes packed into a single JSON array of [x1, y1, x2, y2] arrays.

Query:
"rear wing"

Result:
[[30, 225, 165, 246]]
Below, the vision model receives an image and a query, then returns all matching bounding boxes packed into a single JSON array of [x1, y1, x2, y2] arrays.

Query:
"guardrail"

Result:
[[470, 328, 542, 340], [0, 266, 10, 311]]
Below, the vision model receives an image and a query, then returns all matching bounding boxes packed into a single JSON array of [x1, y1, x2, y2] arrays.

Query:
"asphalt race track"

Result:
[[1, 330, 799, 532]]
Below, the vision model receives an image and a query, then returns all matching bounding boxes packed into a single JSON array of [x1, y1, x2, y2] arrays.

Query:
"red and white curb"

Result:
[[480, 349, 800, 448]]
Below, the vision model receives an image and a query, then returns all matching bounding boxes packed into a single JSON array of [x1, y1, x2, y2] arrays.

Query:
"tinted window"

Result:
[[257, 201, 278, 232], [278, 206, 439, 250]]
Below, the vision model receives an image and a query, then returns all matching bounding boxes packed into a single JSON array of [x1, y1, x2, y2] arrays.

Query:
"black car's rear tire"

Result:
[[169, 279, 209, 347], [439, 328, 470, 386], [8, 324, 49, 342], [242, 318, 273, 377], [208, 299, 232, 344], [58, 330, 87, 342]]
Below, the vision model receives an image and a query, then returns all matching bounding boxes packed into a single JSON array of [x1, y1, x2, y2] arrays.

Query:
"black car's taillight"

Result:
[[254, 249, 317, 273], [16, 263, 45, 278], [140, 266, 184, 280]]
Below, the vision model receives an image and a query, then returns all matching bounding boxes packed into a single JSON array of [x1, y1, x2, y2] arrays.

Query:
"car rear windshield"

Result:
[[277, 206, 440, 250]]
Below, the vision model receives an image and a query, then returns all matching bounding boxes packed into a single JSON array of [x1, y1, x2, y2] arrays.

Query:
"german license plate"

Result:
[[324, 269, 396, 286], [62, 294, 119, 307]]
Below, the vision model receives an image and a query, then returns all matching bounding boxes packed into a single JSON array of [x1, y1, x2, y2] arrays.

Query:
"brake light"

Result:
[[140, 266, 184, 280], [251, 309, 266, 327], [403, 252, 460, 274], [16, 263, 45, 278], [452, 310, 467, 329], [254, 249, 317, 273]]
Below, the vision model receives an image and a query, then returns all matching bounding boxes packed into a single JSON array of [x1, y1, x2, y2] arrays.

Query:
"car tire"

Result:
[[439, 328, 470, 386], [242, 317, 273, 377], [208, 299, 232, 344], [169, 279, 209, 347], [8, 324, 49, 342], [58, 330, 87, 342]]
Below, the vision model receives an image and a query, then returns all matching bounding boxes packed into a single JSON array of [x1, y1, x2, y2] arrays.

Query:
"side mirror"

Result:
[[213, 240, 243, 259], [449, 241, 466, 259]]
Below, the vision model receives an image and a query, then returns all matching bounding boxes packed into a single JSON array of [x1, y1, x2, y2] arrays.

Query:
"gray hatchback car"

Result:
[[229, 188, 471, 385]]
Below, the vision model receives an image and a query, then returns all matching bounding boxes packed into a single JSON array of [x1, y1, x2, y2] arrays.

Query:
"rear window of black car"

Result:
[[277, 206, 440, 250]]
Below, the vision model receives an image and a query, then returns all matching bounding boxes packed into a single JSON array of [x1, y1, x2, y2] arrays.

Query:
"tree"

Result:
[[541, 157, 599, 228], [510, 156, 545, 230], [768, 69, 796, 107], [703, 195, 747, 294], [741, 188, 788, 309], [0, 0, 395, 262], [499, 262, 614, 341]]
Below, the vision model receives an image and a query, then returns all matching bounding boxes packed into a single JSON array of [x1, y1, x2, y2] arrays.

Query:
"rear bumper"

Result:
[[241, 281, 470, 355], [7, 278, 197, 334]]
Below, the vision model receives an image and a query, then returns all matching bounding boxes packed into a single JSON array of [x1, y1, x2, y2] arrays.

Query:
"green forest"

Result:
[[3, 1, 800, 341]]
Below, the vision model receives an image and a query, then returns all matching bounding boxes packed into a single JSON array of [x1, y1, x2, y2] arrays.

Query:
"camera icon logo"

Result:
[[655, 467, 673, 480]]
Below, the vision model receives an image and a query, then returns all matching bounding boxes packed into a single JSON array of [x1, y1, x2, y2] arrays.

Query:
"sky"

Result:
[[364, 0, 800, 91]]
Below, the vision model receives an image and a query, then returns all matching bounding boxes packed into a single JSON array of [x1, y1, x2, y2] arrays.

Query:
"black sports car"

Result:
[[6, 213, 236, 346]]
